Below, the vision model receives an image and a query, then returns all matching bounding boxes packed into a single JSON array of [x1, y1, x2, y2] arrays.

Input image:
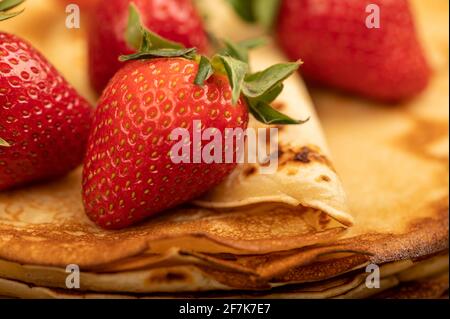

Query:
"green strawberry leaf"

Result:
[[248, 100, 309, 125], [217, 55, 248, 105], [243, 62, 300, 98], [242, 61, 308, 125], [194, 56, 214, 86], [0, 0, 25, 21], [0, 137, 10, 147], [258, 83, 284, 104], [119, 47, 197, 62]]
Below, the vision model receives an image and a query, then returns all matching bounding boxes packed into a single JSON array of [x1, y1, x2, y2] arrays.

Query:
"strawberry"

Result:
[[229, 0, 431, 102], [88, 0, 210, 95], [82, 58, 248, 229], [82, 5, 304, 229], [0, 2, 93, 190]]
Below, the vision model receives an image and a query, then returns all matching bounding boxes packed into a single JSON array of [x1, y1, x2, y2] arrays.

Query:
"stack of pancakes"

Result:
[[0, 0, 447, 298]]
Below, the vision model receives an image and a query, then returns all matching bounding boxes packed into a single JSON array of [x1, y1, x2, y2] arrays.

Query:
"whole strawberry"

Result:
[[230, 0, 431, 102], [88, 0, 209, 94], [83, 57, 248, 229], [82, 5, 303, 229], [0, 2, 93, 190]]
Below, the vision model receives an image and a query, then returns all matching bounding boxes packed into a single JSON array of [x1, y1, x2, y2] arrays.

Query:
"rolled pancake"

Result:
[[194, 3, 352, 226]]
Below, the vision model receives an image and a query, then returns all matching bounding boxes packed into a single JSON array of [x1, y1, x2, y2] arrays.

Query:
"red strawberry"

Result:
[[82, 58, 249, 229], [0, 32, 93, 190], [88, 0, 209, 94], [230, 0, 431, 102], [277, 0, 431, 102], [82, 5, 303, 229]]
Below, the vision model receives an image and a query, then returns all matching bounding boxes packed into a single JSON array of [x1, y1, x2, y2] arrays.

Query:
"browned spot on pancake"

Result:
[[396, 117, 448, 163], [294, 150, 310, 163], [272, 102, 285, 111], [243, 166, 257, 177], [316, 175, 331, 183], [287, 168, 298, 176], [165, 272, 187, 281], [207, 253, 238, 261], [276, 145, 335, 171], [277, 149, 284, 159], [147, 270, 188, 284], [295, 147, 334, 168], [318, 212, 332, 227]]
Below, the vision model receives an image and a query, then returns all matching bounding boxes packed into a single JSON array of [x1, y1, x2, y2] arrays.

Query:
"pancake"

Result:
[[0, 253, 446, 298], [0, 0, 448, 298]]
